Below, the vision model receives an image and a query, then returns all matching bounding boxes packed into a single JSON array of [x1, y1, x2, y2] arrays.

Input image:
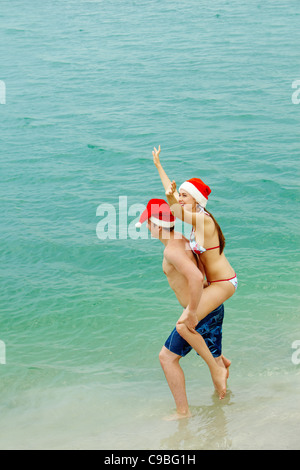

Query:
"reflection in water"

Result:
[[160, 391, 234, 450]]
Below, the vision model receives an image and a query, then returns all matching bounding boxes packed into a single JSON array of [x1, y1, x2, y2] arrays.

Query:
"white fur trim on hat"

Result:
[[179, 181, 208, 207], [150, 216, 176, 228]]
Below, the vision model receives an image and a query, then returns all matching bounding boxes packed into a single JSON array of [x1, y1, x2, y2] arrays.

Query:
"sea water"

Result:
[[0, 0, 299, 450]]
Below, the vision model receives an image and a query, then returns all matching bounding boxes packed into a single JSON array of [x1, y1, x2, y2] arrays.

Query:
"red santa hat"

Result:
[[135, 199, 176, 229], [179, 178, 211, 207]]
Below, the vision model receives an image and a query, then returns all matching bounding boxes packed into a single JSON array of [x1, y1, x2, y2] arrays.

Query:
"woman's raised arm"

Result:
[[152, 146, 179, 201]]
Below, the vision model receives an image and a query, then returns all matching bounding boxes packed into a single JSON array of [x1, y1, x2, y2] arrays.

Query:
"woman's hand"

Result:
[[166, 180, 177, 197], [152, 145, 161, 167]]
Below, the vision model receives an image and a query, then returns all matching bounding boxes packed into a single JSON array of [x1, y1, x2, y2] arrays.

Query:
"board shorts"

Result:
[[164, 304, 224, 358]]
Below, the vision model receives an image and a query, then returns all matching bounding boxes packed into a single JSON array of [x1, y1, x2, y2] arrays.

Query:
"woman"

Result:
[[153, 146, 237, 394]]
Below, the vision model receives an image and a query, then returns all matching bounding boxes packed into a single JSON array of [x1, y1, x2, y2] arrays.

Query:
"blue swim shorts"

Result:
[[164, 304, 224, 358]]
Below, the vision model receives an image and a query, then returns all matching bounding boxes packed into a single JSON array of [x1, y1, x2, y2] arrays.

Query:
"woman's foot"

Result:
[[212, 366, 227, 400], [221, 355, 231, 378], [215, 355, 231, 379]]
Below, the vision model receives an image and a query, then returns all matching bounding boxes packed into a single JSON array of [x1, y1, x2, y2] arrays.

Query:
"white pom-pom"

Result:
[[135, 222, 142, 228]]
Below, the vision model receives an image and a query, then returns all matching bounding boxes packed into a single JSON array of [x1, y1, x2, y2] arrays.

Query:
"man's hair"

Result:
[[150, 220, 175, 233]]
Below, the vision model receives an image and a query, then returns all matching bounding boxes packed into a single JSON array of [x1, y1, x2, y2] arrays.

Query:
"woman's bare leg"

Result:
[[175, 283, 235, 399], [176, 324, 227, 399]]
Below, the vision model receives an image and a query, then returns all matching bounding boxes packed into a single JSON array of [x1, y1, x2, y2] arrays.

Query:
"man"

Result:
[[136, 199, 230, 419]]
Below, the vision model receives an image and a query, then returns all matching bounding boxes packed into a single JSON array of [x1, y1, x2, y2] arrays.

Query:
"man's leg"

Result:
[[159, 346, 191, 419]]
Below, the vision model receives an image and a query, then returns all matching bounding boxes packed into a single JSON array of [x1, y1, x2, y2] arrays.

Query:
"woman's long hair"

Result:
[[203, 208, 226, 254]]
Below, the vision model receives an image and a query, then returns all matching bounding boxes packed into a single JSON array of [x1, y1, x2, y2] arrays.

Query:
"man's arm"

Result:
[[164, 245, 203, 316]]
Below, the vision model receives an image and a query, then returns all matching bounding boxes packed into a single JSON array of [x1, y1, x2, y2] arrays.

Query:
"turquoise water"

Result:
[[1, 0, 299, 450]]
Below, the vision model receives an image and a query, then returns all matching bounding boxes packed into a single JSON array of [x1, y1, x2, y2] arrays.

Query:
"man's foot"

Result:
[[163, 410, 191, 421]]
